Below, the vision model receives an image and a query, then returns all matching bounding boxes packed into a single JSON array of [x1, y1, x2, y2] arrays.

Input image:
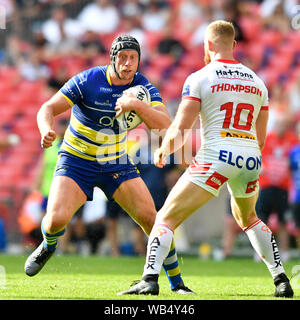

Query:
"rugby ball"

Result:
[[116, 85, 151, 130]]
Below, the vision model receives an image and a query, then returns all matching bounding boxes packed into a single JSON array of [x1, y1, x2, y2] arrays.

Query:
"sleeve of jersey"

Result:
[[260, 85, 269, 111], [60, 72, 86, 106], [181, 74, 201, 102], [144, 82, 165, 108]]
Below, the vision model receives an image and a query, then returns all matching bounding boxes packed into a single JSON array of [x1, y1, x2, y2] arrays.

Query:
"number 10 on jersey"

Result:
[[220, 102, 254, 131]]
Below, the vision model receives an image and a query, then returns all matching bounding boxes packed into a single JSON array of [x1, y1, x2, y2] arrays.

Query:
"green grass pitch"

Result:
[[0, 254, 299, 300]]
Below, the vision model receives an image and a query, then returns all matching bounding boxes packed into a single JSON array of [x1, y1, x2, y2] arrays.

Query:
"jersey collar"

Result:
[[216, 59, 240, 64], [106, 65, 112, 86]]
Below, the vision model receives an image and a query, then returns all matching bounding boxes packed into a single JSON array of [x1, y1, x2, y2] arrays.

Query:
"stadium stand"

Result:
[[0, 0, 299, 250]]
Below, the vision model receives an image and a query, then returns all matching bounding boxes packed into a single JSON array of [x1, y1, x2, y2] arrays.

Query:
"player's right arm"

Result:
[[37, 91, 72, 149], [154, 98, 200, 168], [37, 70, 86, 149], [154, 72, 201, 167]]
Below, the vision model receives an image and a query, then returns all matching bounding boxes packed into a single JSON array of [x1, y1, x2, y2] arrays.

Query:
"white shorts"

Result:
[[181, 144, 262, 198]]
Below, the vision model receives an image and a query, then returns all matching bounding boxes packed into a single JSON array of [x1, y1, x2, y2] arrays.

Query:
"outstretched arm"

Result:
[[154, 98, 201, 168]]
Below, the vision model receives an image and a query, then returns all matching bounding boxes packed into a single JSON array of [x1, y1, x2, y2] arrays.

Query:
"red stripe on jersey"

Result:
[[216, 59, 240, 64], [183, 96, 201, 102], [190, 160, 212, 168], [189, 161, 212, 175], [261, 106, 269, 111]]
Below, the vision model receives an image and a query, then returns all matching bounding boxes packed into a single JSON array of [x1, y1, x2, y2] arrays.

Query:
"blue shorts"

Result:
[[54, 151, 140, 201]]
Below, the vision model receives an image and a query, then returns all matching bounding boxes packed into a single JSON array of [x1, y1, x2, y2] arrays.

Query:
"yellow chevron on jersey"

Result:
[[64, 127, 127, 155], [61, 114, 128, 162], [69, 113, 127, 144], [61, 141, 126, 162], [60, 142, 97, 161]]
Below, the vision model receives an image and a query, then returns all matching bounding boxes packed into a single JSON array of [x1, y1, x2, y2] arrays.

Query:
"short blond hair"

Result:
[[205, 20, 235, 47]]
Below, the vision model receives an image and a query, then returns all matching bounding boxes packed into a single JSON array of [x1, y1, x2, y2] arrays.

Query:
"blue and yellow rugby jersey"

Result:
[[59, 65, 164, 164]]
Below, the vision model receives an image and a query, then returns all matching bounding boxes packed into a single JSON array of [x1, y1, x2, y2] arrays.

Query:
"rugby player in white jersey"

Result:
[[24, 35, 193, 294], [119, 21, 294, 298]]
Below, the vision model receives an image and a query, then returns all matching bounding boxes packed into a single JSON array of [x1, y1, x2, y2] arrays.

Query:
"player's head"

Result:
[[110, 35, 141, 80], [204, 20, 236, 65]]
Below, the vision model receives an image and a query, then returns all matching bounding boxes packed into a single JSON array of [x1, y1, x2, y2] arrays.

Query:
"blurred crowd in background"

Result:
[[1, 0, 300, 259]]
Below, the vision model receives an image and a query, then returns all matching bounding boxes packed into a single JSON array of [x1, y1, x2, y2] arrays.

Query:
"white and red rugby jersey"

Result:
[[182, 59, 269, 148]]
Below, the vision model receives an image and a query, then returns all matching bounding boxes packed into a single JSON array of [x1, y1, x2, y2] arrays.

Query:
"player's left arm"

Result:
[[256, 107, 269, 151], [154, 98, 201, 168], [137, 101, 172, 131], [256, 83, 269, 151]]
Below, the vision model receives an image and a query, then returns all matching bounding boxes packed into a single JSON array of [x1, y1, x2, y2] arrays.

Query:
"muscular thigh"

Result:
[[231, 193, 259, 228], [45, 175, 87, 228]]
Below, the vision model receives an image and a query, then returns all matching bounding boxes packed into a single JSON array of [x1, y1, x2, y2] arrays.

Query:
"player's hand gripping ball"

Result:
[[116, 85, 151, 130]]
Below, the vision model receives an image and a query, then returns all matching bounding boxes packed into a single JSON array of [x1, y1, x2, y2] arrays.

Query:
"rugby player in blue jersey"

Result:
[[24, 35, 193, 294]]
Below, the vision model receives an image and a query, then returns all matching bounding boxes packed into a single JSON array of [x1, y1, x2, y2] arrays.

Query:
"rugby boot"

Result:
[[172, 282, 195, 294], [274, 273, 294, 298], [25, 242, 54, 277], [117, 279, 159, 295]]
